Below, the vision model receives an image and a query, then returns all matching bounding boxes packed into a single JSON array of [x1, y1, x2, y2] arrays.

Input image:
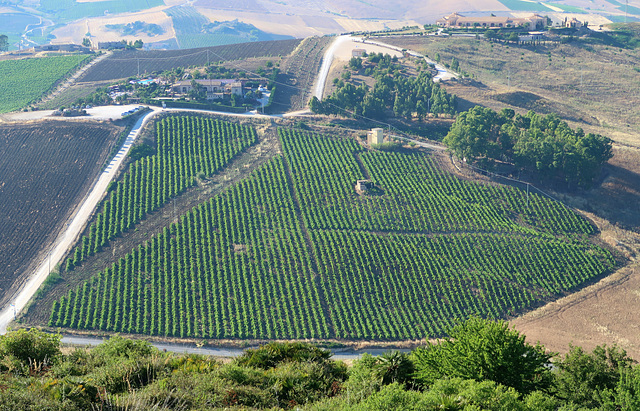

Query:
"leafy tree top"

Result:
[[411, 317, 554, 395]]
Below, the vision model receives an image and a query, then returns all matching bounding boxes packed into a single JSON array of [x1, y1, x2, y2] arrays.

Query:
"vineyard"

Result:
[[79, 39, 302, 82], [0, 121, 121, 307], [0, 55, 90, 113], [65, 115, 257, 271], [46, 124, 615, 340]]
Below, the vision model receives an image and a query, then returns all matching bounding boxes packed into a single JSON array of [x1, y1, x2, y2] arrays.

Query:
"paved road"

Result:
[[314, 35, 351, 100], [60, 335, 410, 359]]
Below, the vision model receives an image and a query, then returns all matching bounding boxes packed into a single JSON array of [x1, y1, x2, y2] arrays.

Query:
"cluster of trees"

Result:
[[0, 34, 8, 52], [443, 106, 613, 187], [310, 52, 456, 119], [3, 319, 640, 410]]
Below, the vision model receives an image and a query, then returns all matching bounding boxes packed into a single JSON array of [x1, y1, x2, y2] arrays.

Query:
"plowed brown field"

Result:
[[0, 121, 121, 307]]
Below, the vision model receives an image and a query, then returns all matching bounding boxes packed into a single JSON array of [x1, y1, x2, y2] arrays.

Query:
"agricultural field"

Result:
[[0, 55, 90, 113], [0, 121, 122, 308], [272, 36, 333, 112], [164, 5, 291, 49], [65, 115, 258, 271], [79, 39, 302, 82], [38, 0, 165, 22], [35, 119, 615, 341]]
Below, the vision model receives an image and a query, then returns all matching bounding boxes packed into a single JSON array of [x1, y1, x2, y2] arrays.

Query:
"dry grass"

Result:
[[384, 36, 640, 147]]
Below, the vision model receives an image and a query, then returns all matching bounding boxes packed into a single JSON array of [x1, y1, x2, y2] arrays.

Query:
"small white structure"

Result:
[[355, 180, 372, 195], [367, 128, 384, 145]]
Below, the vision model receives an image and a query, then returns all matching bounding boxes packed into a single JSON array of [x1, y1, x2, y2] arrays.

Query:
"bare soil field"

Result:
[[0, 121, 122, 308], [79, 39, 302, 82]]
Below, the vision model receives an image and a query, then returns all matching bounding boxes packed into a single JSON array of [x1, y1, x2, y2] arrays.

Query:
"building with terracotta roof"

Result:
[[436, 13, 545, 30]]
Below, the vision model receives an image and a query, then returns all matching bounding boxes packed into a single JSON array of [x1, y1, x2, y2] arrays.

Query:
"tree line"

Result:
[[443, 106, 613, 188], [310, 52, 456, 120]]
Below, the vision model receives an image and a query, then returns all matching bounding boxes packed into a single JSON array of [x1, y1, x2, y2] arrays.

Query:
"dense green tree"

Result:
[[412, 317, 554, 395], [443, 107, 613, 187], [554, 344, 634, 408], [0, 34, 8, 52], [0, 328, 61, 373]]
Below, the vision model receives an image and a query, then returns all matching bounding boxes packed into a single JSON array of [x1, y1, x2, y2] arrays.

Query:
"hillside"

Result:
[[0, 121, 122, 308], [3, 0, 640, 50], [20, 113, 616, 343]]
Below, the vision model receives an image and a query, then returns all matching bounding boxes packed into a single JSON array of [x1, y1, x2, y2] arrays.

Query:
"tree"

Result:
[[508, 32, 520, 43], [411, 317, 554, 395], [82, 37, 91, 47], [133, 39, 143, 48], [188, 80, 206, 101], [554, 344, 634, 408], [0, 34, 8, 52]]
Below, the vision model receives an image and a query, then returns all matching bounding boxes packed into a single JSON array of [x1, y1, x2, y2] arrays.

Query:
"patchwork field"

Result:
[[78, 39, 302, 82]]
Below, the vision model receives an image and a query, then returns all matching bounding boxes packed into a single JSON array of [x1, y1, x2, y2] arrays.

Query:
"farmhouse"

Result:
[[436, 12, 545, 29], [565, 17, 583, 28], [172, 79, 244, 100], [367, 128, 384, 145]]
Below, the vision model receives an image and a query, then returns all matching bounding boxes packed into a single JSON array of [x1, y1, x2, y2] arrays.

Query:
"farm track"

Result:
[[24, 123, 282, 325]]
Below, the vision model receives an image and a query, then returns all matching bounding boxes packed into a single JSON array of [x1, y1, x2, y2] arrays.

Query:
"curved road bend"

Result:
[[0, 108, 159, 334]]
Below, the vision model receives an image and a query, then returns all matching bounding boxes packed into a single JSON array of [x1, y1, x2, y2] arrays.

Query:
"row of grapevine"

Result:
[[280, 128, 594, 237], [311, 229, 614, 339], [51, 158, 329, 339], [50, 126, 614, 340], [67, 115, 257, 270]]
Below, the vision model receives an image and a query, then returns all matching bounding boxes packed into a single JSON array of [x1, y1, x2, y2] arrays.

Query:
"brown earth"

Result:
[[0, 121, 122, 309]]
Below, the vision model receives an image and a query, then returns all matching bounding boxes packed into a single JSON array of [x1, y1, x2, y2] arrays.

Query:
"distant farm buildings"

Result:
[[436, 12, 546, 30], [33, 44, 91, 53], [352, 48, 366, 58], [172, 79, 244, 100], [96, 41, 126, 50]]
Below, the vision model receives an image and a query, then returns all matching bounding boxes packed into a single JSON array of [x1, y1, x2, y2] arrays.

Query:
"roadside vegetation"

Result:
[[2, 318, 640, 410]]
